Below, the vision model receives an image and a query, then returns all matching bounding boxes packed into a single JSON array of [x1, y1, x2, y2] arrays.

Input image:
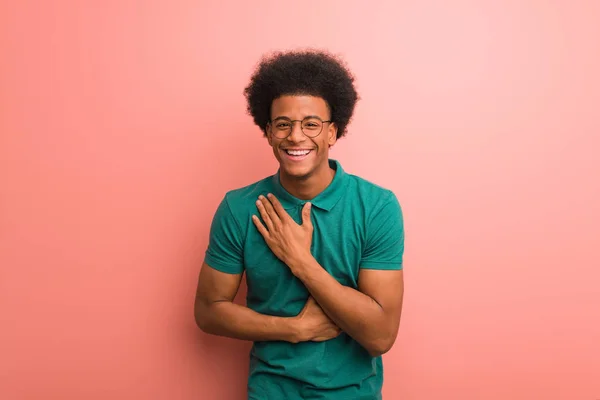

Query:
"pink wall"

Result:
[[1, 1, 599, 399]]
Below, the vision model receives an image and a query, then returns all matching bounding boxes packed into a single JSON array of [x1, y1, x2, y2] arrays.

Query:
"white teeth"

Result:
[[286, 150, 310, 156]]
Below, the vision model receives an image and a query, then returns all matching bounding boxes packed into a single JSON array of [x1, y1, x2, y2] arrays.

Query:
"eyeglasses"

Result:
[[268, 116, 332, 139]]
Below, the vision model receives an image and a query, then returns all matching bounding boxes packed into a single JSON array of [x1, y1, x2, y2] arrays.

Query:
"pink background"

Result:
[[1, 1, 599, 399]]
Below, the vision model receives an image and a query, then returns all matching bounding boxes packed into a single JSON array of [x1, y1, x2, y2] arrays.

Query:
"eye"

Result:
[[276, 122, 291, 129], [303, 122, 320, 130]]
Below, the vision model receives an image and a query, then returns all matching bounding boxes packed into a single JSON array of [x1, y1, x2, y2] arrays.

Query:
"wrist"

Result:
[[287, 252, 316, 278], [283, 315, 306, 343]]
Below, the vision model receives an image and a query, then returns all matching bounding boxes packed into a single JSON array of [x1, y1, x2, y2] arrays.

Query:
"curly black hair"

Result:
[[244, 49, 359, 139]]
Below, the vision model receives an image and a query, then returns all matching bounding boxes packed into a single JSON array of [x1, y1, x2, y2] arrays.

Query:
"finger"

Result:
[[301, 202, 313, 227], [252, 214, 270, 239], [259, 195, 282, 228], [255, 198, 274, 231], [267, 194, 293, 222]]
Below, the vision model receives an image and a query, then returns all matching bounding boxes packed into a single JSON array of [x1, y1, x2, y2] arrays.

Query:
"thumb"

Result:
[[302, 202, 313, 226]]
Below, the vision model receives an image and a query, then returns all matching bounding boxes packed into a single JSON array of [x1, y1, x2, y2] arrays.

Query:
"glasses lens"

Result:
[[271, 119, 292, 138], [301, 117, 323, 137]]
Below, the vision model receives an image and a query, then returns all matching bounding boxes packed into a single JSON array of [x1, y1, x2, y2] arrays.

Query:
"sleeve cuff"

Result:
[[204, 254, 244, 275], [359, 262, 403, 271]]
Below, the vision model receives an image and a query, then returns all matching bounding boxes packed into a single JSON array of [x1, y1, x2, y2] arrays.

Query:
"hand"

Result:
[[294, 297, 341, 342], [252, 193, 313, 268]]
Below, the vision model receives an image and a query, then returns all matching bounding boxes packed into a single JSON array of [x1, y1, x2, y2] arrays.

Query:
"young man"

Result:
[[194, 50, 405, 400]]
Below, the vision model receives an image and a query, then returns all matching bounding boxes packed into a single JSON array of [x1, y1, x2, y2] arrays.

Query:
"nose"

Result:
[[287, 121, 307, 143]]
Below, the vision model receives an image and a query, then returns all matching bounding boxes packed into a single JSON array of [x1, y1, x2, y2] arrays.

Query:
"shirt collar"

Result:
[[271, 159, 348, 212]]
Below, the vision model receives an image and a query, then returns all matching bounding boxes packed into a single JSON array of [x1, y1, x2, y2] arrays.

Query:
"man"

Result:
[[194, 50, 405, 400]]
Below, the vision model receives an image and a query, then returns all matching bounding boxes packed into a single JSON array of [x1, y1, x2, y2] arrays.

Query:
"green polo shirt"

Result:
[[205, 159, 404, 400]]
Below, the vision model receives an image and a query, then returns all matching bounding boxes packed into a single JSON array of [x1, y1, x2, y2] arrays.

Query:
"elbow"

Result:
[[367, 344, 392, 358], [366, 336, 396, 358], [194, 301, 211, 333]]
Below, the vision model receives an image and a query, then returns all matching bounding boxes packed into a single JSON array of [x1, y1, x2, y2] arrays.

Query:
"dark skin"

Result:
[[195, 95, 404, 356], [195, 96, 341, 343], [266, 95, 337, 200], [194, 263, 340, 343]]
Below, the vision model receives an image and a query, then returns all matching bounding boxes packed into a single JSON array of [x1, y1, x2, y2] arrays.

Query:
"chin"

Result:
[[281, 163, 314, 180]]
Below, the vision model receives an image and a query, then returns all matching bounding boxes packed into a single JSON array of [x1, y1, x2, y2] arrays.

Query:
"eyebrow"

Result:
[[271, 115, 324, 120]]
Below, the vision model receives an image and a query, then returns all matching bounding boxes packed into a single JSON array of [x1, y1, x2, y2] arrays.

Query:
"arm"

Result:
[[195, 196, 297, 341], [194, 262, 298, 342], [196, 195, 340, 343], [194, 262, 341, 343], [292, 259, 403, 357], [253, 192, 405, 357]]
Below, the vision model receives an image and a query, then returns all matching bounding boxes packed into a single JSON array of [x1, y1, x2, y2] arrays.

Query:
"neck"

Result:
[[279, 162, 335, 200]]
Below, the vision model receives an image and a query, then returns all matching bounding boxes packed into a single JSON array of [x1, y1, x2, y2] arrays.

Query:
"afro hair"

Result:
[[243, 49, 359, 139]]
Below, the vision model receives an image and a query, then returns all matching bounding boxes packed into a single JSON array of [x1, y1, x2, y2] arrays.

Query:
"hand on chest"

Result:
[[245, 207, 363, 291]]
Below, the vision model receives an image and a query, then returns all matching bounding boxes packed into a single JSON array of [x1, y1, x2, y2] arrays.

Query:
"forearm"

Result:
[[195, 300, 299, 343], [292, 257, 392, 356]]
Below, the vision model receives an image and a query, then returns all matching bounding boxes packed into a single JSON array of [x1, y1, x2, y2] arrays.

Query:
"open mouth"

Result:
[[282, 149, 313, 161]]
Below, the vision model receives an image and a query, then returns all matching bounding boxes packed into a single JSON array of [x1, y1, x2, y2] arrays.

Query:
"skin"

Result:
[[195, 95, 404, 356], [267, 95, 337, 200], [194, 262, 340, 343], [252, 194, 404, 357]]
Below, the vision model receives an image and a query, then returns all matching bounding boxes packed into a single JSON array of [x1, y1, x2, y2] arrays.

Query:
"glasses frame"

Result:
[[268, 116, 332, 139]]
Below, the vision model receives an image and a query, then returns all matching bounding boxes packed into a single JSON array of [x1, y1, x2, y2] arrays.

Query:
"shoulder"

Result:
[[345, 172, 401, 212], [220, 175, 274, 222]]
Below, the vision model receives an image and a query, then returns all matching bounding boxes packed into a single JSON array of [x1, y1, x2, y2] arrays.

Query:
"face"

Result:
[[267, 95, 337, 180]]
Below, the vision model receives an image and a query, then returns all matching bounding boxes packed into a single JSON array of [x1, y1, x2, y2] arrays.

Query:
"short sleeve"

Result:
[[360, 191, 404, 270], [204, 196, 245, 274]]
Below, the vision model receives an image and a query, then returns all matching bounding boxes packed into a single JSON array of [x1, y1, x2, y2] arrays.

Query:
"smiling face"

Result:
[[267, 95, 337, 181]]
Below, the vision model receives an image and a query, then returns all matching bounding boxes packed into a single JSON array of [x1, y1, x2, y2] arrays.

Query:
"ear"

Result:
[[327, 122, 338, 147]]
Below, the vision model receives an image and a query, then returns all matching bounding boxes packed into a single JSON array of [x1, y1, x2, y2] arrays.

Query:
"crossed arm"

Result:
[[195, 193, 404, 357], [195, 261, 404, 356], [251, 194, 404, 356], [293, 260, 403, 357], [195, 262, 303, 343]]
